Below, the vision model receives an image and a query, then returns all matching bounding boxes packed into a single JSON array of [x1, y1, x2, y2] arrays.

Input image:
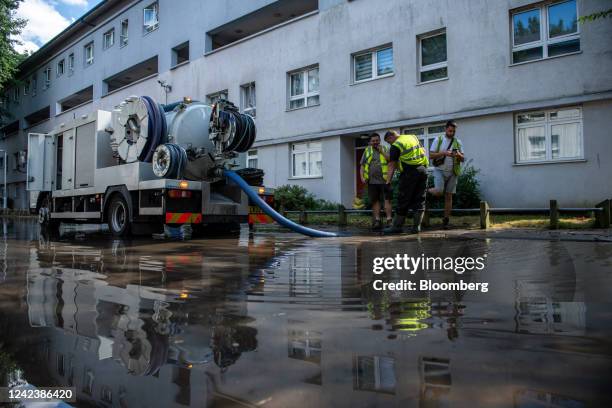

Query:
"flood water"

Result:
[[0, 219, 611, 407]]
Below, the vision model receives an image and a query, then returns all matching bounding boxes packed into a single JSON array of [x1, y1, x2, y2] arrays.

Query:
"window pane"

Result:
[[307, 95, 319, 106], [247, 158, 258, 168], [550, 108, 580, 120], [518, 126, 546, 161], [420, 67, 447, 82], [376, 48, 393, 76], [421, 33, 447, 66], [308, 68, 319, 92], [403, 128, 424, 135], [517, 112, 545, 123], [308, 150, 322, 177], [547, 38, 580, 57], [427, 125, 445, 134], [355, 53, 372, 81], [551, 122, 581, 159], [291, 72, 304, 96], [293, 143, 307, 152], [513, 9, 541, 45], [308, 141, 321, 150], [548, 0, 577, 38], [293, 152, 307, 177], [512, 46, 543, 63], [290, 98, 305, 109]]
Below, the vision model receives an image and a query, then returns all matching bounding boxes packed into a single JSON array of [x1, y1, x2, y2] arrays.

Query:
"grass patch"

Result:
[[281, 213, 596, 230]]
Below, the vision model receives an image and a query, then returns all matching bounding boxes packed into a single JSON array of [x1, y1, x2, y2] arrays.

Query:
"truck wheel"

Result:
[[107, 195, 130, 237]]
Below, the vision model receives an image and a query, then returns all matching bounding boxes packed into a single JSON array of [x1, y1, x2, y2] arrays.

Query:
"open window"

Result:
[[103, 56, 158, 94], [57, 85, 93, 113]]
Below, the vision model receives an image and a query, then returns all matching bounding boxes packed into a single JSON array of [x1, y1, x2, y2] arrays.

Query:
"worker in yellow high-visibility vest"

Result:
[[383, 130, 429, 234], [360, 133, 393, 230]]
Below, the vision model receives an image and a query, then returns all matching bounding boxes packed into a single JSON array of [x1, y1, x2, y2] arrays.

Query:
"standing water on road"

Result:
[[0, 219, 611, 407]]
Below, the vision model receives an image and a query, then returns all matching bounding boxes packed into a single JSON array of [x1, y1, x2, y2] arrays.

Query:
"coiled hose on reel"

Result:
[[152, 143, 188, 179], [213, 103, 256, 153], [140, 96, 167, 162]]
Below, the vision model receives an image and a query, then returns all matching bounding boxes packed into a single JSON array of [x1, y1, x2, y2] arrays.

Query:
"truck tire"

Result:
[[107, 195, 130, 237]]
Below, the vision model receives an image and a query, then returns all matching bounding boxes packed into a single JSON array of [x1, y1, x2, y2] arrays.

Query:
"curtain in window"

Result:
[[376, 48, 393, 76], [293, 152, 307, 177], [355, 53, 372, 81], [551, 123, 580, 159], [308, 150, 322, 176], [518, 126, 545, 161]]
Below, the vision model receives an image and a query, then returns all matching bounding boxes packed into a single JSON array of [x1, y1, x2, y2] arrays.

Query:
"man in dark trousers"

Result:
[[383, 130, 429, 234], [360, 133, 393, 230]]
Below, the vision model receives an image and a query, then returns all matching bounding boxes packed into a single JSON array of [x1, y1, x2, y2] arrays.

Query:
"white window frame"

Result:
[[510, 0, 580, 64], [401, 125, 446, 163], [514, 106, 583, 164], [13, 87, 19, 102], [56, 59, 65, 77], [23, 79, 29, 96], [120, 19, 129, 47], [291, 140, 322, 179], [352, 45, 394, 84], [247, 149, 258, 168], [31, 76, 37, 96], [241, 82, 256, 117], [418, 30, 448, 83], [43, 67, 51, 89], [143, 2, 159, 34], [288, 66, 319, 110], [207, 90, 228, 105], [84, 42, 94, 66], [68, 53, 74, 75], [103, 28, 115, 50]]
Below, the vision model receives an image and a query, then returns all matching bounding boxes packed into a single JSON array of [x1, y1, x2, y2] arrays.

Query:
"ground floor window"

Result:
[[247, 149, 258, 168], [401, 125, 445, 161], [291, 141, 322, 178], [515, 107, 582, 163]]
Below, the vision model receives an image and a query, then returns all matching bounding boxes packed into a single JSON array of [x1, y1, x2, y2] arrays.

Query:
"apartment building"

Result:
[[1, 0, 611, 210]]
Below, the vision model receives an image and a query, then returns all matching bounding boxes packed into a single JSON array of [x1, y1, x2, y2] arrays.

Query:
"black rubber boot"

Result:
[[442, 216, 450, 229], [410, 211, 425, 234], [383, 215, 405, 234], [371, 219, 382, 231]]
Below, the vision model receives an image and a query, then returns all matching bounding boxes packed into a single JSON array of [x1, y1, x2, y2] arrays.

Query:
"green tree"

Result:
[[578, 8, 612, 23], [0, 0, 25, 123]]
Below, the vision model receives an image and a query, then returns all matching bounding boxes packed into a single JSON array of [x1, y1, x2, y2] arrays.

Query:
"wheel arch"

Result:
[[103, 185, 134, 223]]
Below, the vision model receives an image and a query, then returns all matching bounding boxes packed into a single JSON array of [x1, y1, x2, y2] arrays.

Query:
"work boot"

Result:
[[411, 211, 425, 234], [383, 215, 406, 234], [371, 219, 382, 231], [442, 216, 450, 230]]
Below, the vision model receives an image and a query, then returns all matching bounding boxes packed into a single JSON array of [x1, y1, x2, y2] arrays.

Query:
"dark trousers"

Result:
[[396, 165, 428, 216]]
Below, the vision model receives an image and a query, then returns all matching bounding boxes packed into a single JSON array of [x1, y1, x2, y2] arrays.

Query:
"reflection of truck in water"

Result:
[[26, 96, 273, 236]]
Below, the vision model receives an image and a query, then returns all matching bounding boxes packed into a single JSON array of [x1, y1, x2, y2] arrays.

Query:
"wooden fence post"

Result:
[[422, 208, 430, 228], [549, 200, 559, 230], [595, 199, 611, 228], [299, 208, 307, 224], [479, 201, 490, 229], [338, 205, 347, 226]]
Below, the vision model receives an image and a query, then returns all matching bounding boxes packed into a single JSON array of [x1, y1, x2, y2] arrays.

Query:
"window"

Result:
[[207, 90, 228, 105], [419, 30, 447, 83], [247, 150, 258, 168], [13, 87, 19, 103], [143, 2, 159, 34], [291, 141, 322, 178], [401, 125, 445, 161], [515, 107, 582, 163], [288, 66, 319, 110], [82, 369, 94, 395], [23, 79, 29, 95], [171, 41, 189, 67], [511, 0, 579, 64], [84, 42, 94, 65], [241, 82, 256, 117], [103, 56, 158, 94], [103, 29, 115, 49], [57, 59, 65, 76], [353, 45, 394, 83], [43, 67, 51, 89], [354, 356, 396, 394], [120, 19, 128, 47], [32, 75, 37, 96], [68, 53, 74, 75]]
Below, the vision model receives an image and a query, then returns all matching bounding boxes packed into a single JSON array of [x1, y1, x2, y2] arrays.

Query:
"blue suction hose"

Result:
[[224, 170, 339, 238]]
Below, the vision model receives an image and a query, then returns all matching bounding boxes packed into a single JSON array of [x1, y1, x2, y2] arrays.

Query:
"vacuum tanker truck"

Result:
[[26, 95, 273, 236]]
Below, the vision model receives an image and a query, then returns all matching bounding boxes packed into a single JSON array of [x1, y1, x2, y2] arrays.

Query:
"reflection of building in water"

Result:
[[288, 327, 322, 364], [515, 295, 586, 336], [419, 357, 451, 408], [514, 389, 585, 408], [353, 355, 396, 395]]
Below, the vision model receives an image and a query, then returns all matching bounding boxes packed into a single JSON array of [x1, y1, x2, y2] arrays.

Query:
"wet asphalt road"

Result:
[[0, 218, 611, 408]]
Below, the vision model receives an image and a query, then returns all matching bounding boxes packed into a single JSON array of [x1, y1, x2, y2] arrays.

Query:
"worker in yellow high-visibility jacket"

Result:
[[360, 133, 393, 230], [383, 130, 429, 234]]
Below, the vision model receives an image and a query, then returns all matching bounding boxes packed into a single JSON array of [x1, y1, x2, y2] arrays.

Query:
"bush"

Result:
[[427, 162, 482, 209], [274, 185, 339, 211]]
